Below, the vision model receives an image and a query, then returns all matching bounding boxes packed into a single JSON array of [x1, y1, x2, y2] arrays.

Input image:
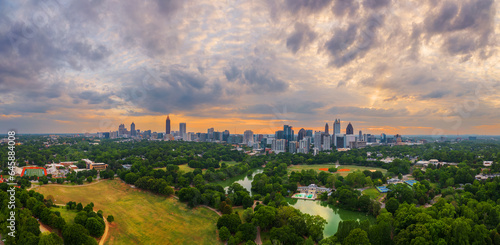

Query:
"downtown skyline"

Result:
[[0, 0, 498, 135]]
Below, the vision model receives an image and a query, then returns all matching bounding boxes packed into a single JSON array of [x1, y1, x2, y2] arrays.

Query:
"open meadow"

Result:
[[37, 180, 221, 245]]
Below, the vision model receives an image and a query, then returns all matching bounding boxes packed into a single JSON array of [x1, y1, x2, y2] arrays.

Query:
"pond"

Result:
[[218, 168, 264, 194], [286, 198, 376, 238]]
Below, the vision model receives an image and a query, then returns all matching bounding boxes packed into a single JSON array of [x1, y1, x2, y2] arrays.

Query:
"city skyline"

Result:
[[0, 0, 498, 135]]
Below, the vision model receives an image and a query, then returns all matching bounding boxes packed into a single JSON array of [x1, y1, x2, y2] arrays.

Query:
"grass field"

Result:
[[50, 207, 77, 225], [288, 164, 387, 176], [362, 188, 382, 199], [232, 206, 246, 221], [36, 180, 222, 245]]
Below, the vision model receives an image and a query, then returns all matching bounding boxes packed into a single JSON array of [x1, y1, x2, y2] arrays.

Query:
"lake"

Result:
[[218, 168, 264, 193], [218, 168, 375, 237], [286, 198, 376, 237]]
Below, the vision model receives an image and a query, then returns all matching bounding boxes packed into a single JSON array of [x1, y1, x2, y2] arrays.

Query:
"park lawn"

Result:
[[288, 164, 387, 176], [220, 161, 239, 166], [155, 164, 205, 173], [362, 188, 382, 199], [50, 206, 77, 225], [36, 179, 221, 245]]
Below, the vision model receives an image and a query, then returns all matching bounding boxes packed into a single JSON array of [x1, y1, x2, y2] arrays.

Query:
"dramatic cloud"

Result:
[[0, 0, 498, 134]]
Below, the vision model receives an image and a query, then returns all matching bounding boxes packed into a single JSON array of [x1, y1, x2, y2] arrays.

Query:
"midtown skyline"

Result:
[[0, 0, 498, 135]]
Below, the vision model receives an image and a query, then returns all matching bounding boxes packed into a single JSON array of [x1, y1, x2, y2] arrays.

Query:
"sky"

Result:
[[0, 0, 499, 135]]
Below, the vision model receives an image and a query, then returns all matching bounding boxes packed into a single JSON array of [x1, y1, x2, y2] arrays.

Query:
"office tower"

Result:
[[166, 116, 171, 134], [207, 128, 214, 141], [118, 124, 126, 136], [244, 130, 254, 144], [359, 130, 362, 141], [306, 130, 313, 138], [283, 125, 294, 142], [381, 133, 387, 143], [179, 123, 186, 139], [323, 134, 331, 151], [130, 122, 136, 136], [289, 141, 298, 153], [333, 119, 341, 135], [346, 122, 354, 135], [325, 123, 329, 135], [223, 130, 230, 142], [346, 134, 356, 148], [314, 131, 322, 150], [336, 135, 345, 148], [275, 130, 284, 140], [297, 128, 306, 141]]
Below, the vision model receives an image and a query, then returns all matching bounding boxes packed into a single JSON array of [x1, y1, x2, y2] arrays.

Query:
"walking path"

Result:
[[28, 179, 105, 191], [255, 227, 262, 245]]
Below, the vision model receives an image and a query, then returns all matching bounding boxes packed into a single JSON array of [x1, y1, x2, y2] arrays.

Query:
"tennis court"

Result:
[[376, 186, 391, 193], [404, 180, 418, 186], [21, 167, 47, 177]]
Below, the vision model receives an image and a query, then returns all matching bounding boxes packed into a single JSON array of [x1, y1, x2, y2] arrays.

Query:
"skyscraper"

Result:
[[179, 123, 186, 139], [333, 119, 341, 135], [243, 130, 254, 145], [283, 125, 294, 142], [130, 122, 136, 136], [297, 128, 306, 141], [223, 130, 230, 142], [275, 130, 284, 140], [323, 134, 331, 151], [359, 130, 363, 141], [346, 122, 354, 135], [325, 123, 329, 135], [314, 131, 322, 150], [166, 116, 171, 134]]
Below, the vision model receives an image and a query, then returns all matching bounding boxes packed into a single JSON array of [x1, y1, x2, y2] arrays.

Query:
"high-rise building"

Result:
[[166, 116, 171, 134], [272, 139, 286, 153], [179, 123, 186, 139], [314, 131, 322, 150], [323, 134, 331, 151], [244, 130, 254, 144], [325, 123, 329, 135], [223, 130, 230, 142], [130, 122, 136, 136], [207, 128, 214, 141], [298, 138, 310, 154], [275, 130, 284, 140], [118, 124, 126, 136], [306, 130, 313, 138], [289, 141, 298, 153], [346, 122, 354, 135], [284, 125, 294, 142], [381, 133, 387, 143], [297, 128, 306, 141], [333, 119, 341, 135], [336, 135, 345, 148], [359, 130, 362, 141]]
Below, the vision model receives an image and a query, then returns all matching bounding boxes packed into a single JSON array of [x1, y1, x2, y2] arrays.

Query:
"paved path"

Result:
[[255, 226, 262, 245]]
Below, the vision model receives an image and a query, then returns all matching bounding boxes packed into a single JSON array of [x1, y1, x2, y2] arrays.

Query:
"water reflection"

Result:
[[286, 198, 375, 237]]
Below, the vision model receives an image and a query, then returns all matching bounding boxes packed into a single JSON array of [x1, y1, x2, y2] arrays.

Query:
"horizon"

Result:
[[0, 0, 498, 135]]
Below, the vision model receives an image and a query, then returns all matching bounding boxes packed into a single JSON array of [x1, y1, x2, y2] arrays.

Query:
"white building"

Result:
[[298, 138, 309, 154], [243, 130, 254, 145], [314, 131, 322, 151], [322, 135, 331, 151], [272, 139, 286, 153]]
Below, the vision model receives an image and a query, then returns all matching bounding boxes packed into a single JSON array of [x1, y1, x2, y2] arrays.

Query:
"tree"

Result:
[[75, 211, 88, 226], [219, 226, 231, 241], [344, 228, 370, 245], [107, 215, 114, 223], [17, 231, 39, 245], [77, 202, 83, 211], [252, 206, 277, 231], [242, 208, 254, 223], [85, 217, 105, 237], [38, 232, 63, 245], [62, 224, 93, 245], [386, 197, 400, 214], [87, 176, 93, 183], [270, 225, 303, 245], [217, 214, 242, 233], [238, 223, 257, 241]]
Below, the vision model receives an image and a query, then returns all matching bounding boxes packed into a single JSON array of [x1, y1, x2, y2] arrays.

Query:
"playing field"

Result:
[[36, 180, 221, 245], [23, 168, 46, 177], [288, 164, 386, 176]]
